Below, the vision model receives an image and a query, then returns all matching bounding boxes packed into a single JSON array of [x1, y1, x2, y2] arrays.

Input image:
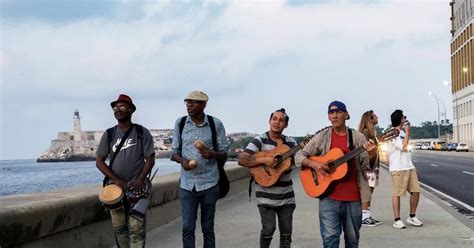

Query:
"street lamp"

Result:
[[438, 97, 448, 137], [443, 80, 459, 142], [428, 92, 441, 140]]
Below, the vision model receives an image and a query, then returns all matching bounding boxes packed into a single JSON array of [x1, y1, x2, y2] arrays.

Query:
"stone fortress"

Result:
[[37, 110, 174, 162], [37, 110, 257, 162]]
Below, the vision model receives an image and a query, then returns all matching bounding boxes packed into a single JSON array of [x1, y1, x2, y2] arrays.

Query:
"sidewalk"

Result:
[[147, 168, 473, 247]]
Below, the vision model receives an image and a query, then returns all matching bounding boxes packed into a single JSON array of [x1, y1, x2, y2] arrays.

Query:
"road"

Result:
[[409, 150, 474, 209]]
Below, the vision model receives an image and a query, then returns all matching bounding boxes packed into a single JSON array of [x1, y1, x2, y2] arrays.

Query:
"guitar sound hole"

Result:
[[274, 155, 283, 165]]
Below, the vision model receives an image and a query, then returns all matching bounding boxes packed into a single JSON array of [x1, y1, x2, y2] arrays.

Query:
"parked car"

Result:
[[441, 143, 449, 151], [434, 141, 446, 151], [429, 141, 436, 150], [415, 143, 422, 150], [421, 143, 430, 150], [447, 143, 457, 151], [456, 142, 469, 152]]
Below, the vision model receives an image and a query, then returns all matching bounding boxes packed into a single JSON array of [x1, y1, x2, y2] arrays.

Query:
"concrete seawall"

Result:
[[0, 162, 250, 247]]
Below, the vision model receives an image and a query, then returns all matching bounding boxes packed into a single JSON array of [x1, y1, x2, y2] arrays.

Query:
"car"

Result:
[[429, 141, 436, 150], [441, 143, 449, 151], [456, 142, 469, 152], [434, 141, 446, 151], [421, 143, 430, 150], [415, 143, 422, 149], [447, 143, 457, 151]]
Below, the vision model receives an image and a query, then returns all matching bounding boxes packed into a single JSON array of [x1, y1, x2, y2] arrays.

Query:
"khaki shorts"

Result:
[[390, 169, 420, 196]]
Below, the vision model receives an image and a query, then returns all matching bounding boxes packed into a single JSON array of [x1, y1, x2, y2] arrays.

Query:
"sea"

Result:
[[0, 158, 181, 197]]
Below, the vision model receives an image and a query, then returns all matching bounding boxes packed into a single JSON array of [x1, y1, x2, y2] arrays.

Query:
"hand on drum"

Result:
[[114, 179, 127, 190], [127, 179, 145, 195]]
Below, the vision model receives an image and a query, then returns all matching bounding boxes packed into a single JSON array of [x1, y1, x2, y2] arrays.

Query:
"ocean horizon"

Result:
[[0, 158, 181, 197]]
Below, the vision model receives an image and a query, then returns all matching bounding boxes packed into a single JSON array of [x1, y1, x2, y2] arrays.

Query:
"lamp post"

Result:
[[428, 92, 441, 140], [438, 98, 447, 138], [443, 80, 459, 142]]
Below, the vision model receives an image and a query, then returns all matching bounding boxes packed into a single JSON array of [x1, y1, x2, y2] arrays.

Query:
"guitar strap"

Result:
[[347, 128, 356, 169], [103, 124, 136, 187], [348, 128, 355, 150]]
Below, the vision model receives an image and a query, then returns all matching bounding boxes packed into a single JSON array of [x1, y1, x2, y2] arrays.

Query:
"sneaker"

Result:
[[362, 217, 377, 227], [407, 216, 423, 227], [393, 220, 406, 229], [370, 217, 383, 226]]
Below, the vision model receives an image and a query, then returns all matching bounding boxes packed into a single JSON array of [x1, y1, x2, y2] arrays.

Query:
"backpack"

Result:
[[178, 116, 230, 199]]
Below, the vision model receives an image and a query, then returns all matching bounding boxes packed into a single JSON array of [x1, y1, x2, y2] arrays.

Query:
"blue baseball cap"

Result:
[[328, 100, 350, 120]]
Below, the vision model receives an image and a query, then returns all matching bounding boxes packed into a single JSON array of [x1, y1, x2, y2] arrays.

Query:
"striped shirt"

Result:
[[244, 132, 297, 207]]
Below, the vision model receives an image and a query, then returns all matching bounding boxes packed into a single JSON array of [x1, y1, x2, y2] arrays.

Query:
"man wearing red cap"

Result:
[[295, 100, 375, 248], [96, 94, 155, 248]]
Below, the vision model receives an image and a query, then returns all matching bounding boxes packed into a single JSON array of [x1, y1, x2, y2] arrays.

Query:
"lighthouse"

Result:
[[73, 109, 81, 141]]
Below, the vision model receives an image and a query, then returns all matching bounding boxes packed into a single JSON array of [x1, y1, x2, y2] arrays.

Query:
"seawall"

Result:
[[0, 162, 250, 247]]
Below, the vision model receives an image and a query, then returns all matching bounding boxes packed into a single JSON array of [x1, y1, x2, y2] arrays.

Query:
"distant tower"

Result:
[[73, 109, 81, 141]]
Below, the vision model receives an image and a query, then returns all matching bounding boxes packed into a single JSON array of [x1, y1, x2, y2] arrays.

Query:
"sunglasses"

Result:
[[113, 105, 128, 112]]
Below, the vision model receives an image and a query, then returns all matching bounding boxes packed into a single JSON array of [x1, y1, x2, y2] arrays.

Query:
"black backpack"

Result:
[[178, 116, 230, 199]]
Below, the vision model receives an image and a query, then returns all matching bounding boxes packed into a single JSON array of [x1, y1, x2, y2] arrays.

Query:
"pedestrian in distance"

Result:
[[386, 109, 423, 229], [358, 110, 384, 227]]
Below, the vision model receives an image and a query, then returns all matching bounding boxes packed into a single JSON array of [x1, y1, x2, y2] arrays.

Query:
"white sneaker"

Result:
[[393, 220, 406, 229], [407, 216, 423, 227]]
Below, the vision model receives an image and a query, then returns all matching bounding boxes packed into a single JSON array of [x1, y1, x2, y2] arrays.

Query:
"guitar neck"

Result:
[[330, 146, 366, 168], [281, 146, 301, 160]]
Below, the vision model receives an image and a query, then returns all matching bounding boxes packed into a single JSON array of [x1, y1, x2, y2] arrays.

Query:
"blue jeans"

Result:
[[110, 202, 146, 248], [319, 197, 362, 248], [180, 184, 219, 248]]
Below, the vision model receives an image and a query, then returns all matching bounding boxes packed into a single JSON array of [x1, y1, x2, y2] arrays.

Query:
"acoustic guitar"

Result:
[[249, 129, 329, 187], [300, 128, 399, 198]]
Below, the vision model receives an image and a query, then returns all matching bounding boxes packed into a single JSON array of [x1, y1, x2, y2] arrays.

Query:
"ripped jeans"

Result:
[[110, 199, 146, 248]]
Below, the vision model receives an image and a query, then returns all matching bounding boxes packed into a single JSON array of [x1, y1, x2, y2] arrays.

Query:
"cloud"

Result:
[[1, 0, 452, 159]]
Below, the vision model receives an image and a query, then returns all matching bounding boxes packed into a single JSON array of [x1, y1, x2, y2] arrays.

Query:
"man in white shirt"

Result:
[[386, 110, 423, 229]]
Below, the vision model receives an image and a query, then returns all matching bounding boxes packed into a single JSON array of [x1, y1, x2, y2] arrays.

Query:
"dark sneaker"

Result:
[[370, 217, 383, 226], [362, 217, 377, 227]]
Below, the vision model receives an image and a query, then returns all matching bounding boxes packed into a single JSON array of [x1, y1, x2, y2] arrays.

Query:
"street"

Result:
[[409, 151, 474, 208]]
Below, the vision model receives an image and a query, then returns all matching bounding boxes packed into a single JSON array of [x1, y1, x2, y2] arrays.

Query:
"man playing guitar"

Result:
[[295, 101, 375, 248], [238, 108, 298, 248]]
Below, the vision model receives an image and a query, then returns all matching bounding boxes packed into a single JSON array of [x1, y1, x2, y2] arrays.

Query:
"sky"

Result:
[[0, 0, 454, 160]]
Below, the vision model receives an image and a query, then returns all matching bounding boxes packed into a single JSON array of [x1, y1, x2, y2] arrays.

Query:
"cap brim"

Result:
[[110, 101, 136, 111]]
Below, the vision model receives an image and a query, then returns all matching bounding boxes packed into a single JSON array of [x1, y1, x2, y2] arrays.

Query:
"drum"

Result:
[[125, 179, 152, 200], [99, 184, 124, 210]]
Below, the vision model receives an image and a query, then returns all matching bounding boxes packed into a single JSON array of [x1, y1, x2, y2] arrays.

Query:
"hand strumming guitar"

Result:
[[304, 159, 329, 176], [265, 157, 280, 168]]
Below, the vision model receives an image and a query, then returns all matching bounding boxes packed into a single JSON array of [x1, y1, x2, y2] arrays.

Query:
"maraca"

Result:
[[194, 140, 206, 151], [187, 159, 198, 170]]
